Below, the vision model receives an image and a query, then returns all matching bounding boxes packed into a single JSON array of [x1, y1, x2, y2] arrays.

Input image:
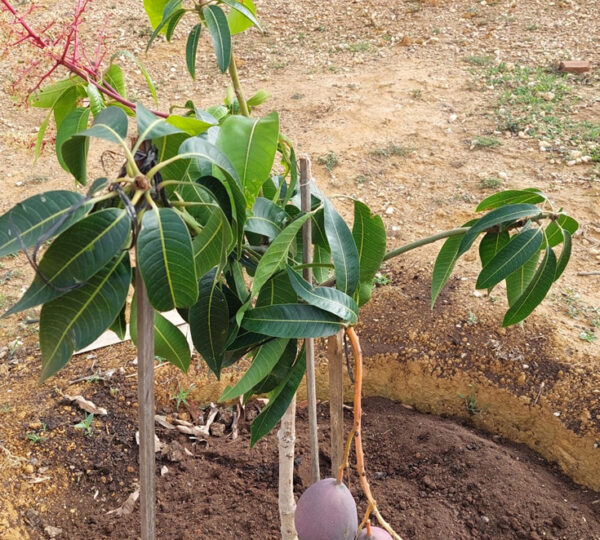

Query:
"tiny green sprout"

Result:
[[110, 387, 120, 396], [26, 422, 47, 444], [74, 413, 94, 436], [458, 391, 488, 415], [373, 272, 392, 287], [317, 152, 339, 172], [0, 404, 11, 414], [467, 311, 478, 325], [172, 384, 195, 411], [579, 330, 597, 343]]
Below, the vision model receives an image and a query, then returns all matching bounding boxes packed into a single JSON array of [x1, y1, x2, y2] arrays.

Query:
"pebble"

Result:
[[448, 113, 458, 123]]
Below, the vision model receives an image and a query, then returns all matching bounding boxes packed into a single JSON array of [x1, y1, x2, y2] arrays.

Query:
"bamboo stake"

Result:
[[299, 155, 320, 484], [135, 265, 156, 540], [278, 396, 299, 540], [327, 330, 344, 476]]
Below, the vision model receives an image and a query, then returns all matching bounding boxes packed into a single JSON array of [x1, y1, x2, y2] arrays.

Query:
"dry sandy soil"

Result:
[[0, 0, 599, 538]]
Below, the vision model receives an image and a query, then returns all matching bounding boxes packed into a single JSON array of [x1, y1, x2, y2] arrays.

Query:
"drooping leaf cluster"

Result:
[[1, 0, 578, 444]]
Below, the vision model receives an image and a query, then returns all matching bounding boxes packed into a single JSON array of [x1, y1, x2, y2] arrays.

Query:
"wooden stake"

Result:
[[327, 330, 344, 476], [299, 155, 320, 484], [135, 265, 156, 540]]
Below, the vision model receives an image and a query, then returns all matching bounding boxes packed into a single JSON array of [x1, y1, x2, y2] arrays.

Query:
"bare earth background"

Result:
[[0, 0, 599, 538]]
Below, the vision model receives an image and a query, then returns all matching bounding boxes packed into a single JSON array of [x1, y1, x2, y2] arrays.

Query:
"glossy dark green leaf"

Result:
[[203, 4, 231, 73], [478, 230, 510, 269], [5, 209, 130, 316], [545, 214, 578, 248], [251, 213, 311, 297], [215, 112, 280, 201], [0, 191, 90, 258], [250, 348, 305, 446], [476, 227, 543, 290], [76, 106, 129, 145], [503, 244, 557, 326], [136, 102, 181, 143], [476, 189, 546, 212], [352, 200, 386, 305], [178, 137, 240, 185], [287, 266, 358, 324], [313, 245, 332, 285], [242, 303, 343, 338], [109, 303, 127, 340], [554, 229, 571, 281], [189, 269, 229, 377], [458, 204, 542, 257], [137, 208, 198, 311], [131, 302, 190, 372], [166, 7, 186, 40], [186, 24, 202, 79], [57, 108, 90, 177], [324, 199, 360, 296], [220, 338, 288, 401], [506, 251, 539, 307], [255, 271, 296, 307], [245, 197, 288, 239], [39, 253, 130, 381], [193, 207, 232, 278], [248, 339, 297, 396], [431, 232, 465, 308]]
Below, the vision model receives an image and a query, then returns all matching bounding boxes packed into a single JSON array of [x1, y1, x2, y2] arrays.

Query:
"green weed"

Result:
[[479, 177, 503, 190], [471, 136, 501, 149], [172, 384, 195, 411], [318, 152, 339, 171], [74, 413, 94, 436]]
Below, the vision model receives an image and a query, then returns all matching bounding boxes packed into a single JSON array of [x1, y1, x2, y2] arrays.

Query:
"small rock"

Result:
[[552, 514, 567, 529], [385, 206, 395, 215], [44, 525, 63, 538], [566, 160, 576, 167], [22, 463, 35, 475], [422, 475, 436, 490], [448, 113, 458, 123], [162, 440, 186, 462], [542, 91, 555, 102], [210, 422, 226, 437]]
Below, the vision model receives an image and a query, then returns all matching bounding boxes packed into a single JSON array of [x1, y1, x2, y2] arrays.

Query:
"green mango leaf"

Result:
[[250, 348, 305, 446], [76, 106, 129, 145], [324, 198, 359, 296], [136, 102, 181, 143], [0, 191, 90, 258], [431, 232, 466, 308], [215, 112, 280, 201], [506, 251, 539, 307], [458, 204, 542, 257], [110, 50, 158, 104], [220, 338, 288, 401], [109, 303, 127, 340], [166, 8, 186, 40], [221, 0, 261, 32], [104, 64, 126, 98], [313, 245, 332, 284], [30, 78, 79, 108], [287, 266, 358, 324], [554, 229, 572, 281], [203, 4, 231, 73], [247, 89, 269, 108], [186, 24, 202, 79], [130, 302, 190, 373], [193, 207, 233, 278], [255, 271, 297, 307], [146, 0, 183, 50], [251, 213, 311, 297], [226, 0, 257, 34], [178, 137, 240, 185], [242, 303, 343, 338], [143, 0, 170, 28], [137, 208, 198, 311], [478, 230, 510, 269], [545, 214, 578, 248], [476, 227, 543, 290], [33, 110, 52, 163], [56, 108, 90, 175], [5, 209, 130, 316], [53, 86, 78, 127], [166, 115, 215, 136], [39, 253, 130, 381], [248, 339, 297, 396], [503, 244, 557, 326], [189, 269, 229, 377], [352, 200, 386, 305], [85, 85, 106, 117], [245, 197, 288, 239], [476, 189, 546, 212]]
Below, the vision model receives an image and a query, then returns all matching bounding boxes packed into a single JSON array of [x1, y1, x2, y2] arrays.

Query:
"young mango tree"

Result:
[[0, 0, 578, 538]]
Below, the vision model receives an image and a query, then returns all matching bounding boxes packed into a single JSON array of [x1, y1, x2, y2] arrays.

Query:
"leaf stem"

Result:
[[382, 227, 469, 262], [345, 326, 403, 540], [228, 53, 249, 117]]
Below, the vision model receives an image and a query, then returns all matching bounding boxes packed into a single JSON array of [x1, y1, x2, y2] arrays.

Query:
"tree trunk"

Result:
[[278, 396, 298, 540]]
